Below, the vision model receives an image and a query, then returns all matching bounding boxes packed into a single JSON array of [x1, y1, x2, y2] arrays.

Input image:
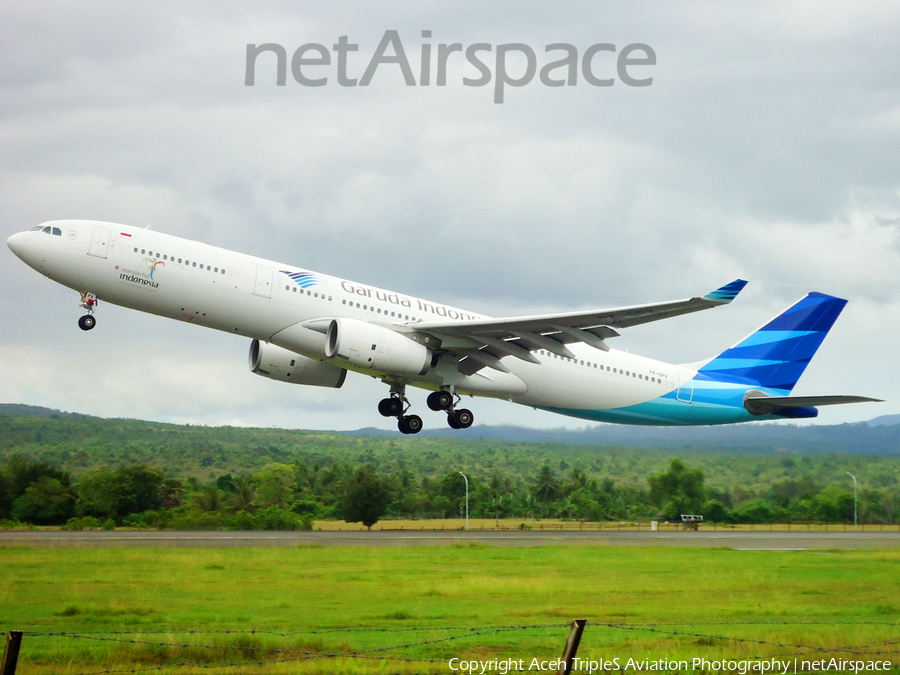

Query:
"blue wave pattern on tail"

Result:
[[697, 292, 847, 391]]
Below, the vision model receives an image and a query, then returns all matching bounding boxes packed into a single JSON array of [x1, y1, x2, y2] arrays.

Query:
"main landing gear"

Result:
[[378, 385, 475, 434], [378, 383, 423, 435], [78, 292, 98, 331], [426, 389, 474, 430]]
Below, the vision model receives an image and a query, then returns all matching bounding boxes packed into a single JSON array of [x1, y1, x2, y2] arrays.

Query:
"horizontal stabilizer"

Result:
[[744, 394, 883, 416]]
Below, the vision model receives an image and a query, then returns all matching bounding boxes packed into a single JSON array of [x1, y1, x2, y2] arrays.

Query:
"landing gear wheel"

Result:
[[427, 390, 454, 411], [78, 315, 96, 331], [447, 408, 474, 430], [378, 397, 403, 417], [398, 414, 423, 435]]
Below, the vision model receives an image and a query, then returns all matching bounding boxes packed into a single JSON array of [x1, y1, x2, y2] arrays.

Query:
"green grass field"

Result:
[[1, 545, 898, 673]]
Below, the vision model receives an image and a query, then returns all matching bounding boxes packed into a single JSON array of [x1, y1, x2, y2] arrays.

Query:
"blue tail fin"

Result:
[[698, 292, 847, 391]]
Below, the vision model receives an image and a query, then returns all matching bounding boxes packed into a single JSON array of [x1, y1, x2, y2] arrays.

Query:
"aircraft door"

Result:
[[253, 267, 273, 298], [676, 374, 693, 403], [87, 227, 111, 258]]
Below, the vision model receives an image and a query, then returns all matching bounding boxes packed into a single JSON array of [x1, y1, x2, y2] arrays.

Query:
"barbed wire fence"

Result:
[[3, 620, 899, 675]]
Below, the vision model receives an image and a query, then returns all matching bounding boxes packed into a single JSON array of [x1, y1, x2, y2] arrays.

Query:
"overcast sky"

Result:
[[2, 1, 898, 431]]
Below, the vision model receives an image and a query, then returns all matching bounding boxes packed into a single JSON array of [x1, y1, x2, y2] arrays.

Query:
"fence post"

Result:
[[556, 619, 587, 675], [1, 631, 23, 675]]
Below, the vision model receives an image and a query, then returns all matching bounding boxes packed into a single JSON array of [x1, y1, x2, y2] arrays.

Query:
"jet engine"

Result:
[[325, 317, 431, 377], [249, 339, 346, 388]]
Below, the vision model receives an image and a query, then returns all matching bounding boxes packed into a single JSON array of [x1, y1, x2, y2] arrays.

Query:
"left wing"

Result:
[[413, 279, 748, 375]]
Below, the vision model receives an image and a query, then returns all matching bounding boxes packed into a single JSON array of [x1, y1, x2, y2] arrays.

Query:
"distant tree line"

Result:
[[2, 455, 897, 530]]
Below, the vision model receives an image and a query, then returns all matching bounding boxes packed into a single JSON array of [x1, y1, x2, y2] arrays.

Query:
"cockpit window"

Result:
[[52, 227, 62, 236], [42, 226, 51, 233], [30, 225, 43, 231]]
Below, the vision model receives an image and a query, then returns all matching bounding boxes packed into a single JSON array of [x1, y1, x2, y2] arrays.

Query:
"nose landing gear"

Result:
[[378, 382, 423, 435], [78, 292, 98, 331], [427, 389, 474, 430], [77, 314, 96, 331]]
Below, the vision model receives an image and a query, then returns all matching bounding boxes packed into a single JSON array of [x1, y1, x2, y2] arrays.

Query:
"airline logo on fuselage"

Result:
[[281, 270, 324, 288]]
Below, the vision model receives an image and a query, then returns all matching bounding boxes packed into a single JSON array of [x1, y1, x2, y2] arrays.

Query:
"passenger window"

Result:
[[192, 262, 196, 267], [134, 248, 138, 253], [214, 267, 218, 273], [142, 249, 146, 254], [178, 258, 182, 263]]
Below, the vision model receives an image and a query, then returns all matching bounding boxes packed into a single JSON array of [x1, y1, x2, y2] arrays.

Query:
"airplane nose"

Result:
[[6, 232, 28, 259], [7, 230, 46, 271]]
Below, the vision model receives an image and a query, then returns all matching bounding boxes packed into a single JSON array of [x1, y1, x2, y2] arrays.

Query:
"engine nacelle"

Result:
[[249, 339, 346, 388], [325, 317, 431, 377]]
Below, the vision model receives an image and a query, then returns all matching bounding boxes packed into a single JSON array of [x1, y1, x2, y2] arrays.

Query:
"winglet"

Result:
[[702, 279, 748, 305]]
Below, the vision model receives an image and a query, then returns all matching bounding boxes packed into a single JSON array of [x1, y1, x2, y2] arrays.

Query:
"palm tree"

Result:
[[191, 486, 222, 513], [229, 475, 257, 513], [533, 465, 561, 503], [296, 463, 321, 495], [567, 467, 589, 494]]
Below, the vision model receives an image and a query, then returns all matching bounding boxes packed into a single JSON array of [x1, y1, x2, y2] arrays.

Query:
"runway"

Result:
[[1, 529, 898, 549]]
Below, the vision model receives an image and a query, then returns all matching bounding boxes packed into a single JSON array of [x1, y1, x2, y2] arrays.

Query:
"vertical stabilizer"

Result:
[[698, 292, 847, 391]]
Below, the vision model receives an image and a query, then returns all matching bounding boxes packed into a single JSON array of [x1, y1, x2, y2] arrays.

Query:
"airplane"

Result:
[[7, 220, 880, 433]]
